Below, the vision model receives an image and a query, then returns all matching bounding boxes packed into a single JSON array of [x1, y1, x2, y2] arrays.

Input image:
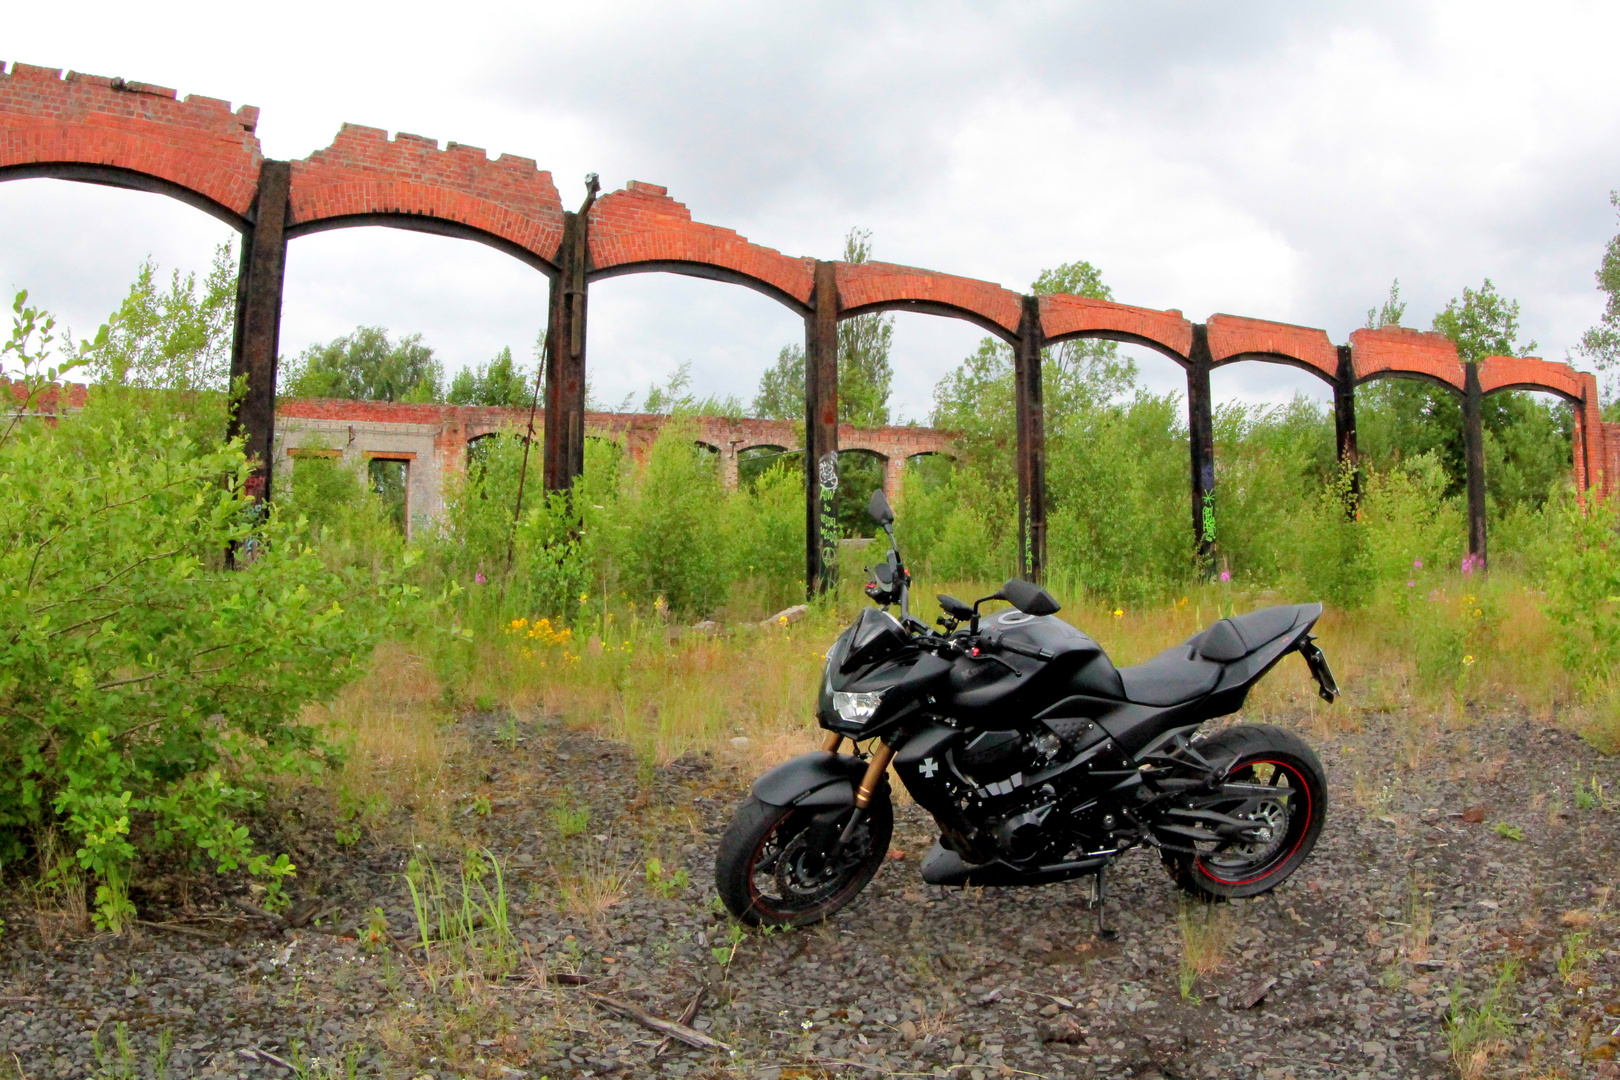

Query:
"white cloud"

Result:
[[3, 0, 1618, 420]]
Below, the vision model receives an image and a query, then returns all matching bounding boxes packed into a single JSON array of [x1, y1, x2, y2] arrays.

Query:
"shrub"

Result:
[[1541, 491, 1620, 689], [0, 406, 421, 929]]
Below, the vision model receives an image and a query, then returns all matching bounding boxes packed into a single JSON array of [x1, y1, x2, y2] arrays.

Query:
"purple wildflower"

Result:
[[475, 572, 487, 585], [1219, 570, 1231, 582], [1413, 559, 1423, 570]]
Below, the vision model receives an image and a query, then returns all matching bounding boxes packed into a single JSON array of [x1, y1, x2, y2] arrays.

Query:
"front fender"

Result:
[[751, 751, 869, 808]]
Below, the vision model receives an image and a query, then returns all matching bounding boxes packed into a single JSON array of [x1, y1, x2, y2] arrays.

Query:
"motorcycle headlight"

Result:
[[833, 691, 884, 723]]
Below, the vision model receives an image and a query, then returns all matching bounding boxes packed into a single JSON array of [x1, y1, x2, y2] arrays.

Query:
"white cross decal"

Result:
[[919, 757, 939, 778]]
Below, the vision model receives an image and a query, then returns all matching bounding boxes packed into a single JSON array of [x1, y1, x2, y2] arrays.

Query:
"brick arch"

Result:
[[1205, 314, 1338, 383], [286, 124, 567, 274], [1477, 355, 1586, 403], [1038, 294, 1194, 363], [1347, 326, 1466, 395], [836, 261, 1025, 342], [586, 182, 816, 314], [0, 63, 263, 229]]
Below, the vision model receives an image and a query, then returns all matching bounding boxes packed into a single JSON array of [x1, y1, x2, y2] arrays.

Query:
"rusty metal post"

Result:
[[543, 179, 597, 491], [1333, 343, 1360, 515], [1463, 362, 1488, 570], [1186, 325, 1217, 574], [226, 159, 290, 504], [805, 260, 840, 598], [1013, 296, 1047, 582]]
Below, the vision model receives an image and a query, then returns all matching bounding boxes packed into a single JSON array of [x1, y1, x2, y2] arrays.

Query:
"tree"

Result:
[[1365, 279, 1407, 330], [838, 228, 895, 427], [749, 227, 896, 426], [1579, 191, 1620, 379], [1431, 278, 1536, 365], [448, 345, 531, 406], [751, 345, 804, 420], [1356, 278, 1568, 508], [283, 327, 443, 402], [85, 243, 236, 391]]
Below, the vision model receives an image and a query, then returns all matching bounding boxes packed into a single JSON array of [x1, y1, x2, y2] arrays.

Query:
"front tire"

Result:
[[715, 787, 893, 927], [1162, 723, 1327, 900]]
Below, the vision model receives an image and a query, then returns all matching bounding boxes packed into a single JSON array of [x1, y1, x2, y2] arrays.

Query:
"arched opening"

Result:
[[1206, 357, 1339, 584], [583, 272, 804, 415], [0, 176, 239, 370], [280, 226, 551, 396], [1035, 332, 1195, 602], [834, 448, 889, 539], [738, 444, 797, 491]]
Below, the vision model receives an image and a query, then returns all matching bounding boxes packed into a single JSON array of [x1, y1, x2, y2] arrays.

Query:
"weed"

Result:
[[1401, 880, 1435, 964], [1493, 822, 1525, 841], [471, 794, 492, 817], [549, 798, 589, 840], [554, 842, 630, 920], [644, 857, 690, 899], [1556, 930, 1597, 986], [1176, 899, 1233, 999], [404, 848, 516, 986], [710, 921, 745, 967], [1447, 959, 1519, 1080]]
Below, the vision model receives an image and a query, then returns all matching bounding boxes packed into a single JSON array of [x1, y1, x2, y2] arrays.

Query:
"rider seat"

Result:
[[1115, 605, 1313, 707]]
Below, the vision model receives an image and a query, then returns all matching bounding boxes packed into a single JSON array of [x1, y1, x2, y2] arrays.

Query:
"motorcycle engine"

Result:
[[946, 725, 1072, 862]]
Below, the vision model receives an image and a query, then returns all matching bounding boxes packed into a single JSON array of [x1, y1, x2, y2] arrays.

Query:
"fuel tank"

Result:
[[943, 610, 1119, 723]]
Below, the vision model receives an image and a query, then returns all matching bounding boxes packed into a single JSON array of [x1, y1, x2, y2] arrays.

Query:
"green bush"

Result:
[[1541, 492, 1620, 689], [0, 404, 421, 929]]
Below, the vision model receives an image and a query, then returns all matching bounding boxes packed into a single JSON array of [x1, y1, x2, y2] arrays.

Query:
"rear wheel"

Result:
[[715, 788, 893, 927], [1162, 724, 1327, 900]]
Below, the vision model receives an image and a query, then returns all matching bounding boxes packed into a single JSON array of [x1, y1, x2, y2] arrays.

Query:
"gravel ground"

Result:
[[3, 705, 1618, 1080]]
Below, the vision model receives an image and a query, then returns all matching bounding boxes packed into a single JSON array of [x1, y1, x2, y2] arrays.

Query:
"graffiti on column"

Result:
[[818, 450, 840, 588]]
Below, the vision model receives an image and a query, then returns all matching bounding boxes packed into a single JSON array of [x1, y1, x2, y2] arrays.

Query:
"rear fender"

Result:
[[751, 751, 869, 808]]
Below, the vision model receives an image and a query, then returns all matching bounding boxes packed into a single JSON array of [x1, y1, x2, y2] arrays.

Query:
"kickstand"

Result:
[[1092, 868, 1119, 941]]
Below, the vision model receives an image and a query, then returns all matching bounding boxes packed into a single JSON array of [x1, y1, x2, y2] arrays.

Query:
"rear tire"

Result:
[[715, 788, 893, 927], [1162, 724, 1327, 900]]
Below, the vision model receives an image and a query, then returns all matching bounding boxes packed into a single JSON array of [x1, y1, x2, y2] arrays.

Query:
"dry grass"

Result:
[[1176, 898, 1234, 999], [301, 641, 462, 836], [306, 572, 1599, 843]]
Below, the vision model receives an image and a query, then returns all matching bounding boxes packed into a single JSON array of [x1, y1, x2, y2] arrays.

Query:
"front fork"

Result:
[[820, 732, 895, 853]]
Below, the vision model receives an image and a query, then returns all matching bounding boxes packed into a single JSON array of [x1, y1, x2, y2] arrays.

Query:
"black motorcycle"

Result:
[[716, 489, 1338, 932]]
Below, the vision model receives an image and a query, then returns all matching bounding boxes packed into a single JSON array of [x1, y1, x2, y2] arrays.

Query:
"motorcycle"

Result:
[[716, 489, 1338, 933]]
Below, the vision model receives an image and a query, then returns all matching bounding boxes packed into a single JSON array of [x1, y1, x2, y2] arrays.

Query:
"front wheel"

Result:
[[715, 788, 893, 927], [1162, 723, 1327, 900]]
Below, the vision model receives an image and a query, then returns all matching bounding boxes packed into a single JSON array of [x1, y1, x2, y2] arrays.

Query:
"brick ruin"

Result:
[[1, 60, 1612, 590]]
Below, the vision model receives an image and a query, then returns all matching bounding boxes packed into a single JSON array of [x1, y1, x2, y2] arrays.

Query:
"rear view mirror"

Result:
[[868, 489, 894, 527], [998, 578, 1061, 617]]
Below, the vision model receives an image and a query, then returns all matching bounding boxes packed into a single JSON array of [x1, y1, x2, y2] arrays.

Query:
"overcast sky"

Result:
[[4, 1, 1619, 421]]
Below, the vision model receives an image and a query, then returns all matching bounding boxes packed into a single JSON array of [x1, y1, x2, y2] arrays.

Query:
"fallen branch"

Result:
[[652, 984, 706, 1058], [586, 992, 730, 1051]]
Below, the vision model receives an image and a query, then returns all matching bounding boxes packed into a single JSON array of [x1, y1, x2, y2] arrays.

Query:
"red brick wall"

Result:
[[1, 58, 1612, 495], [0, 62, 262, 220], [1039, 295, 1193, 359], [290, 124, 566, 266], [1206, 314, 1338, 382], [587, 181, 815, 305], [835, 260, 1024, 337], [1348, 326, 1465, 393]]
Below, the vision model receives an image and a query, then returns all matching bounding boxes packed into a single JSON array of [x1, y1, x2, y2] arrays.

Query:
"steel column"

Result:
[[1462, 362, 1488, 569], [226, 159, 290, 504], [1186, 325, 1217, 573], [805, 260, 840, 597], [1333, 343, 1360, 513], [1013, 295, 1047, 582], [543, 180, 597, 491]]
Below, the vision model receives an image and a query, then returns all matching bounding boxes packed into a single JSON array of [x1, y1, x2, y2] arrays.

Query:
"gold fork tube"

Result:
[[822, 731, 846, 753], [854, 741, 896, 809]]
